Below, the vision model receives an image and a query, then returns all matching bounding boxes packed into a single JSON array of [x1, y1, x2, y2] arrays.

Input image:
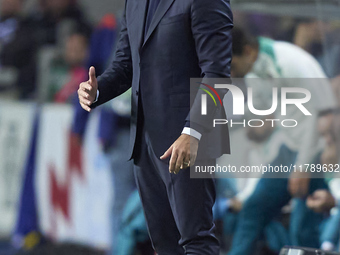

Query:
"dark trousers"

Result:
[[133, 130, 219, 255]]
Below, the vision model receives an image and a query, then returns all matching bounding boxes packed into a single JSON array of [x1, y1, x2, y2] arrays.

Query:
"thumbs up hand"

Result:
[[78, 66, 98, 112]]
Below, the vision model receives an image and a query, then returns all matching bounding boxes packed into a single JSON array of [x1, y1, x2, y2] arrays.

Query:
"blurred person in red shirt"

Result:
[[48, 31, 89, 103]]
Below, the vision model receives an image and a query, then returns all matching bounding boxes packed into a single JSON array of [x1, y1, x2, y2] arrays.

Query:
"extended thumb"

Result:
[[89, 66, 96, 82]]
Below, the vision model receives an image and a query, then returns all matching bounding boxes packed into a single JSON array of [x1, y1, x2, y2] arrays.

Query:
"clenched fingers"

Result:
[[78, 82, 95, 112]]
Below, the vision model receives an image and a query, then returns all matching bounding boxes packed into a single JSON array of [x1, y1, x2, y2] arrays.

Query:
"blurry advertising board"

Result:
[[36, 105, 112, 248], [0, 102, 36, 236]]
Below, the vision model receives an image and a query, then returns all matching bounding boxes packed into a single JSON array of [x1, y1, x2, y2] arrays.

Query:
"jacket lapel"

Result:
[[136, 0, 148, 52], [142, 0, 175, 47]]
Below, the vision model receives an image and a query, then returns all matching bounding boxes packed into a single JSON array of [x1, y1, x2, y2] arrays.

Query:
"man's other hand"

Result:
[[307, 189, 336, 213], [160, 134, 199, 174], [229, 198, 243, 213], [78, 66, 98, 112], [288, 172, 310, 198]]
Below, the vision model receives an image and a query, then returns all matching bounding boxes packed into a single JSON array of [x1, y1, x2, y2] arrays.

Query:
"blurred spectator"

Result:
[[86, 14, 117, 75], [317, 110, 340, 167], [293, 19, 340, 85], [0, 0, 92, 100], [274, 18, 340, 112], [307, 189, 336, 214], [305, 109, 340, 251], [215, 114, 292, 254], [0, 0, 23, 44], [232, 12, 297, 42], [226, 27, 338, 255], [33, 0, 92, 46], [231, 27, 336, 198], [0, 0, 38, 98], [48, 31, 89, 103], [293, 20, 325, 57], [227, 112, 328, 255], [308, 186, 340, 252]]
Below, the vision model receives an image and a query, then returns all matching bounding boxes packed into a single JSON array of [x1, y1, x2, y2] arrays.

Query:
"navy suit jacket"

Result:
[[91, 0, 233, 160]]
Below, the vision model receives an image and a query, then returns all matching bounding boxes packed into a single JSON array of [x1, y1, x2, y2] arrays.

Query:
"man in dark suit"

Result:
[[78, 0, 233, 254]]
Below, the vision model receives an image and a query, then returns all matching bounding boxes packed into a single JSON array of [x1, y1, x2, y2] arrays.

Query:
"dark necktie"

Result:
[[144, 0, 161, 38]]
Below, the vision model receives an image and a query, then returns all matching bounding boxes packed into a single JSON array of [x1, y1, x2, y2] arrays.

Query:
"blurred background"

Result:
[[0, 0, 340, 255]]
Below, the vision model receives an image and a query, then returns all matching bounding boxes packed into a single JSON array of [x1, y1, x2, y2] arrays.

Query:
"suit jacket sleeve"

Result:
[[185, 0, 233, 134], [91, 3, 133, 109]]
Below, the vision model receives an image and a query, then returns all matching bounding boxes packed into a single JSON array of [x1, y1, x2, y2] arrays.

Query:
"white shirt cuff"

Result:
[[93, 90, 99, 103], [182, 127, 202, 141]]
